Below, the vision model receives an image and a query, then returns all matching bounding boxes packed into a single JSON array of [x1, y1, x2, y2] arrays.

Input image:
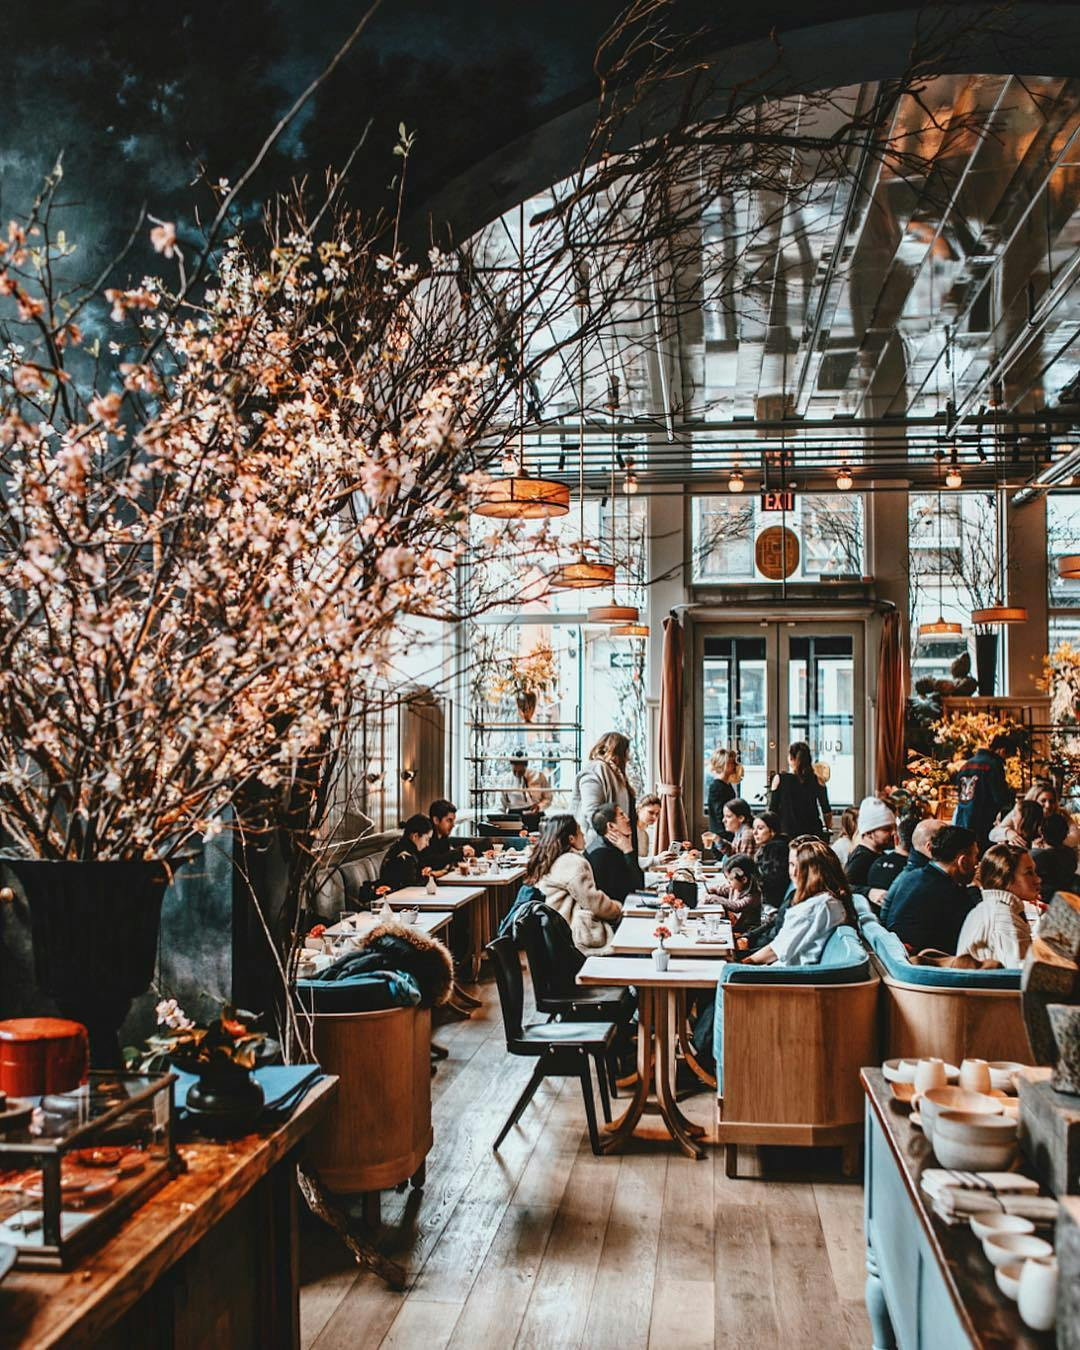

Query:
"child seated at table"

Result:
[[719, 853, 762, 931]]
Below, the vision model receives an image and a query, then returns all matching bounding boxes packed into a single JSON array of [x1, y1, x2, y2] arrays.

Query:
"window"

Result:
[[691, 493, 864, 583], [909, 490, 998, 683], [1049, 493, 1080, 652]]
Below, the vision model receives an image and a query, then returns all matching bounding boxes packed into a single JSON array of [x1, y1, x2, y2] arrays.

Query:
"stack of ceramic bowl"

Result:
[[971, 1214, 1057, 1331], [881, 1057, 959, 1106], [932, 1109, 1018, 1170], [919, 1087, 1004, 1149]]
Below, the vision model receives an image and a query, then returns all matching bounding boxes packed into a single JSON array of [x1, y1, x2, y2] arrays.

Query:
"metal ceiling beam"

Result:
[[848, 76, 1013, 417]]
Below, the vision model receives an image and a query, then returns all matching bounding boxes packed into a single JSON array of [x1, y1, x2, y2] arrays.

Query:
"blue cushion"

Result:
[[862, 918, 1020, 989], [711, 925, 871, 1090], [853, 893, 877, 924]]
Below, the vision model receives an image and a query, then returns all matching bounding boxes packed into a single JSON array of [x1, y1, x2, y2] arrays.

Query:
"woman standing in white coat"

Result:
[[572, 731, 635, 847], [523, 814, 623, 954]]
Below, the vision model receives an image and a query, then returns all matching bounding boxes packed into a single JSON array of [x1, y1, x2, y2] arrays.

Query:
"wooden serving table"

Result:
[[861, 1068, 1052, 1350], [0, 1077, 336, 1350], [577, 956, 722, 1160]]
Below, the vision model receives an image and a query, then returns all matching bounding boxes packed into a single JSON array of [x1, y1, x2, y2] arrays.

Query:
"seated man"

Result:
[[585, 802, 637, 905], [419, 799, 473, 877], [883, 824, 978, 954], [499, 750, 552, 814], [866, 811, 921, 906], [845, 796, 897, 889], [880, 817, 943, 924], [1032, 811, 1078, 902]]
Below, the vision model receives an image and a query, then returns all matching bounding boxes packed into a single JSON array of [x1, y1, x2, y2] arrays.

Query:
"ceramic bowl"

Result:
[[970, 1212, 1035, 1243], [987, 1061, 1026, 1093], [935, 1110, 1018, 1145], [982, 1233, 1053, 1270], [919, 1087, 1002, 1142], [995, 1259, 1025, 1301]]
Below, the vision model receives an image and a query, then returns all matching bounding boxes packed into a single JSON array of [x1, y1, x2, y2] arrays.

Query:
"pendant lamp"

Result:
[[611, 622, 650, 638], [1058, 555, 1080, 579], [549, 309, 615, 591], [471, 203, 570, 520]]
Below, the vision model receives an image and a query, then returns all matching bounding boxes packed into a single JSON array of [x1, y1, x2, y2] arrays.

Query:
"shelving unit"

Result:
[[467, 716, 583, 821]]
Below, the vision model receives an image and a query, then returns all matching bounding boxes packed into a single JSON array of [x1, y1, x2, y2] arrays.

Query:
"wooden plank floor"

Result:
[[299, 971, 872, 1350]]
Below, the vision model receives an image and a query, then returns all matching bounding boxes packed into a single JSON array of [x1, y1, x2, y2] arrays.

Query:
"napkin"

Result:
[[920, 1169, 1056, 1225]]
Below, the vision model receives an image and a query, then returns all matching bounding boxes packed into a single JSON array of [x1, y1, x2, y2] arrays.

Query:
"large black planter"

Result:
[[183, 1061, 265, 1139], [974, 631, 999, 697], [7, 860, 167, 1068]]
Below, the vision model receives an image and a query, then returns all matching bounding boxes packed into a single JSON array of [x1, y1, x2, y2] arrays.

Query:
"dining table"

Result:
[[577, 954, 724, 1160], [609, 914, 734, 956], [439, 861, 526, 951], [384, 884, 488, 1011]]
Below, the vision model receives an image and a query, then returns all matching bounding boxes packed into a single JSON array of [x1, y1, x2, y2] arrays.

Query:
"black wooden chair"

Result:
[[516, 904, 634, 1096], [486, 936, 616, 1156]]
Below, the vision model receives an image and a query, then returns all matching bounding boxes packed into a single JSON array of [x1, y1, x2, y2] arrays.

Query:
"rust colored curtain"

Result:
[[876, 609, 907, 792], [656, 614, 689, 851]]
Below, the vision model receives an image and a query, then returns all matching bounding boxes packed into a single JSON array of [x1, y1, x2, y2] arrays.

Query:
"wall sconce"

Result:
[[365, 771, 383, 785], [400, 769, 417, 783]]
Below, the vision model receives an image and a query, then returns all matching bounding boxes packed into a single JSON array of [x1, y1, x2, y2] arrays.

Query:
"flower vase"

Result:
[[426, 873, 438, 895], [516, 691, 538, 723], [652, 946, 670, 972], [7, 859, 168, 1068], [184, 1060, 265, 1139]]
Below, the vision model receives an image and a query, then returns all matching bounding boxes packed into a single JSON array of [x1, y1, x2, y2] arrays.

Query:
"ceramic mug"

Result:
[[914, 1058, 948, 1096], [0, 1017, 89, 1097], [959, 1058, 992, 1094], [1018, 1255, 1058, 1332]]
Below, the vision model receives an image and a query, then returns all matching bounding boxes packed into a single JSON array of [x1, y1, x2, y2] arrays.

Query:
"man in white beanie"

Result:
[[845, 796, 897, 890]]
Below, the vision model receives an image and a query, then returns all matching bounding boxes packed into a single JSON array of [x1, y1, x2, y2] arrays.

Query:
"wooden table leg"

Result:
[[599, 986, 655, 1153], [654, 993, 706, 1159]]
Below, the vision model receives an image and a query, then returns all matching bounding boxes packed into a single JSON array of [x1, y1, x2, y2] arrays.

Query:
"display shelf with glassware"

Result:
[[466, 715, 582, 821]]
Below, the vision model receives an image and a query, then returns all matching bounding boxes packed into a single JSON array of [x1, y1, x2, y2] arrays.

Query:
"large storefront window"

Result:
[[692, 493, 864, 583], [909, 490, 998, 682], [1048, 492, 1080, 651]]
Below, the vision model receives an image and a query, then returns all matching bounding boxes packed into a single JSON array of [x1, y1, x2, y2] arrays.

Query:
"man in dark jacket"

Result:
[[585, 802, 637, 904], [883, 824, 978, 954], [419, 799, 473, 876], [880, 816, 942, 920], [953, 736, 1015, 848], [866, 811, 921, 901]]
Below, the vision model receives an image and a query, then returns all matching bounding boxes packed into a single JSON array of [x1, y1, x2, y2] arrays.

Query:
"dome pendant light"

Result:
[[728, 466, 745, 493], [471, 203, 569, 520], [588, 603, 640, 624], [611, 622, 650, 638], [1058, 555, 1080, 579], [836, 465, 853, 491], [549, 320, 615, 591]]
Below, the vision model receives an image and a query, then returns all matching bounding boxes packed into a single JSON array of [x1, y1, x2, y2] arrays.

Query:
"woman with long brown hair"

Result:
[[524, 812, 623, 954], [741, 839, 853, 965], [572, 730, 635, 847]]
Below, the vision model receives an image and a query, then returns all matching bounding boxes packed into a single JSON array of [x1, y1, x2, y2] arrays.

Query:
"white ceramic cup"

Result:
[[914, 1058, 948, 1096], [959, 1058, 992, 1094], [1018, 1255, 1058, 1332]]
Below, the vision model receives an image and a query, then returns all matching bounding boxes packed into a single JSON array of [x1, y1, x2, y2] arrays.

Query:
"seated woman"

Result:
[[830, 806, 858, 867], [524, 813, 623, 955], [378, 814, 434, 892], [719, 853, 762, 931], [741, 844, 854, 966], [715, 799, 754, 857], [955, 843, 1038, 967], [989, 798, 1044, 850], [751, 811, 790, 910]]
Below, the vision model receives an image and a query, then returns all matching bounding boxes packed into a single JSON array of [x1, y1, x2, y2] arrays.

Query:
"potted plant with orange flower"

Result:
[[653, 924, 672, 971], [138, 1001, 266, 1137]]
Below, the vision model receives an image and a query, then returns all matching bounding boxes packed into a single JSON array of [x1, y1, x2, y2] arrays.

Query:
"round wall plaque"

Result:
[[754, 525, 800, 580]]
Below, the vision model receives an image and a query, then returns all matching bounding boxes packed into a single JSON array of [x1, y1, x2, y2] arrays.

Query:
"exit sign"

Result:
[[761, 489, 796, 512]]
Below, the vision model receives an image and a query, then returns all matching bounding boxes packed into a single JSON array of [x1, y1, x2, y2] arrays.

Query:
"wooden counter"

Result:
[[862, 1068, 1052, 1349], [0, 1077, 336, 1350]]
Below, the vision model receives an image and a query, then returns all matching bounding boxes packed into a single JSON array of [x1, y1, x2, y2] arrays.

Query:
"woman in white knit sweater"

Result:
[[523, 813, 623, 954], [956, 843, 1039, 967]]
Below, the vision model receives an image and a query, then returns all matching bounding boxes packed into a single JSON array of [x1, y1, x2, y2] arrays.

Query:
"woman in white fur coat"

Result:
[[523, 813, 623, 954]]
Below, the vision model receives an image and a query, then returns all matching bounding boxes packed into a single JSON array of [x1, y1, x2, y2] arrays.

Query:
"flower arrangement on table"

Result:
[[653, 924, 672, 949], [485, 640, 559, 707], [133, 1002, 265, 1074], [930, 711, 1028, 790]]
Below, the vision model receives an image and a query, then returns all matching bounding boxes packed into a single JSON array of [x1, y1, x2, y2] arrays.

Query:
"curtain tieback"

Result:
[[659, 783, 681, 797]]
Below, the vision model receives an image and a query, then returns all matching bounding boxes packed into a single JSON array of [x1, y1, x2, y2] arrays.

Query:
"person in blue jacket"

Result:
[[952, 735, 1015, 849]]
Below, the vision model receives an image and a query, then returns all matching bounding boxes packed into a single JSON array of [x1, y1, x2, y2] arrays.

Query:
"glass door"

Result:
[[694, 620, 864, 826]]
